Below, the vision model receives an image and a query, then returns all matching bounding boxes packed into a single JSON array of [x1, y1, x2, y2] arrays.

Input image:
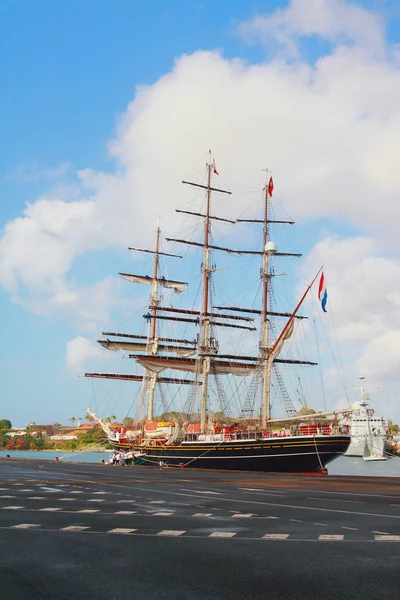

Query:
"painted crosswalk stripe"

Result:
[[116, 500, 136, 503], [71, 491, 84, 494], [149, 500, 165, 504], [77, 509, 100, 513], [0, 488, 9, 491], [40, 508, 63, 512], [27, 497, 45, 500], [232, 513, 255, 518], [87, 499, 105, 502], [114, 510, 137, 515], [262, 534, 289, 540], [0, 495, 16, 499], [193, 513, 212, 517], [375, 535, 400, 541], [209, 532, 237, 538], [319, 535, 344, 540], [2, 506, 24, 510], [108, 528, 137, 534], [61, 526, 90, 532], [10, 524, 40, 529], [58, 498, 76, 501], [157, 530, 185, 536]]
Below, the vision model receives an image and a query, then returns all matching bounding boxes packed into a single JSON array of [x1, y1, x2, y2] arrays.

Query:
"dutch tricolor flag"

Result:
[[318, 272, 328, 313]]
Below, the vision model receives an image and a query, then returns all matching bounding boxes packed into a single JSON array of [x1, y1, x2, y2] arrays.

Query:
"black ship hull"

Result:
[[130, 435, 351, 473]]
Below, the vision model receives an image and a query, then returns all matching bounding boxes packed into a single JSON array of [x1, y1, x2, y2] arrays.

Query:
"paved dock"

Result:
[[0, 458, 399, 599]]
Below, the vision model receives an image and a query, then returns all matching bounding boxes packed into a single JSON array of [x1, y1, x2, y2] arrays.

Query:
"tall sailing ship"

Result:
[[85, 154, 351, 473]]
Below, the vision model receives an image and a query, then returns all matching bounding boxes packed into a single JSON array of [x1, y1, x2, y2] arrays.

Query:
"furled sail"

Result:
[[119, 273, 188, 293], [98, 339, 196, 356], [135, 355, 256, 376]]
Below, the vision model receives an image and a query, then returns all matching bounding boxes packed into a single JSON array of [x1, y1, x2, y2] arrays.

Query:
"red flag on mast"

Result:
[[268, 176, 274, 197], [213, 159, 219, 175]]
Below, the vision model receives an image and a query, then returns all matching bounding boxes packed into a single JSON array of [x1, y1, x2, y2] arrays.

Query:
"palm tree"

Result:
[[69, 417, 76, 427]]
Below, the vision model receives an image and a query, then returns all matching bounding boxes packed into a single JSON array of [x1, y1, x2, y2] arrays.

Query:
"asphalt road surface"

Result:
[[0, 457, 399, 600]]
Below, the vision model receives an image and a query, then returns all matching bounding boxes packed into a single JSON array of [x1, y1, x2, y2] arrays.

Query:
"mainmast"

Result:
[[200, 155, 212, 433], [261, 177, 272, 428]]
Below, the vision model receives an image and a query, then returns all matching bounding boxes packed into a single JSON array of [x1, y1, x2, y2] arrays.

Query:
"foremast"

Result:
[[146, 222, 161, 421], [84, 223, 188, 422]]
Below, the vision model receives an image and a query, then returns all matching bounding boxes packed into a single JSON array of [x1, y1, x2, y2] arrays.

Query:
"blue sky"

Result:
[[2, 0, 400, 427]]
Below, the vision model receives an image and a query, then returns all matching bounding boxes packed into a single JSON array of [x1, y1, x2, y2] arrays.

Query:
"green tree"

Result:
[[69, 417, 76, 427], [0, 419, 12, 430], [388, 419, 399, 434], [298, 407, 317, 416]]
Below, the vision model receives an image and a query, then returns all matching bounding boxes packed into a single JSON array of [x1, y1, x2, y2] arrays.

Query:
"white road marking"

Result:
[[10, 524, 40, 529], [342, 527, 358, 531], [157, 530, 185, 536], [193, 513, 212, 517], [319, 535, 344, 540], [372, 531, 390, 535], [71, 491, 84, 494], [58, 498, 76, 501], [114, 511, 137, 515], [375, 535, 400, 541], [116, 500, 136, 503], [149, 500, 165, 504], [308, 497, 364, 504], [289, 519, 303, 523], [0, 495, 16, 499], [209, 532, 237, 538], [262, 534, 289, 539], [87, 499, 105, 502], [19, 489, 35, 492], [314, 523, 327, 527], [0, 488, 9, 491], [77, 509, 100, 513], [61, 526, 90, 532], [108, 528, 137, 534], [134, 486, 400, 521], [232, 513, 255, 518], [180, 489, 221, 495], [152, 512, 173, 516], [40, 508, 63, 512], [2, 506, 24, 510]]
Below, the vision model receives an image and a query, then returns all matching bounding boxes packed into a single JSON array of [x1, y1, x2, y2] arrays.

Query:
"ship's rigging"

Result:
[[85, 153, 319, 430]]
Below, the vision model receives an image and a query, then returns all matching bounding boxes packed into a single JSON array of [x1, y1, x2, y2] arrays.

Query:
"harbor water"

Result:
[[0, 450, 399, 477]]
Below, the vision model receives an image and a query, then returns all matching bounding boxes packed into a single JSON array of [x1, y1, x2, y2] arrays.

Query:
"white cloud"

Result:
[[66, 336, 104, 374], [237, 0, 385, 58]]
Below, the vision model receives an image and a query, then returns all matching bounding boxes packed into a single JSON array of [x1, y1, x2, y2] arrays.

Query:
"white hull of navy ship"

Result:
[[341, 377, 391, 461], [85, 153, 351, 472]]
